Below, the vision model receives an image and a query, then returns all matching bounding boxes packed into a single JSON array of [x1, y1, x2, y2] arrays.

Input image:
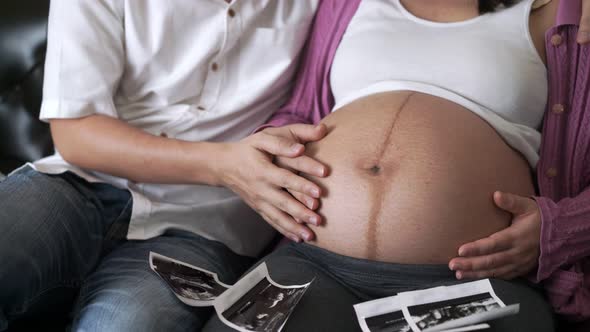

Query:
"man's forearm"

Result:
[[50, 114, 329, 242], [50, 115, 225, 185]]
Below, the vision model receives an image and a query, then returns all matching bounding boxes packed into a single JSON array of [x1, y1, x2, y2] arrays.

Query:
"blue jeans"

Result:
[[0, 167, 254, 331]]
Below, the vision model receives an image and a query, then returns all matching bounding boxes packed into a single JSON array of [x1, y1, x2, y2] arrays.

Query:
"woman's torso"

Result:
[[304, 0, 558, 263]]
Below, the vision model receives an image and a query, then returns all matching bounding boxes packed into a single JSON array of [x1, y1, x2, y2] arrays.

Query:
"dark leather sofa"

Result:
[[1, 1, 588, 331], [0, 0, 52, 176]]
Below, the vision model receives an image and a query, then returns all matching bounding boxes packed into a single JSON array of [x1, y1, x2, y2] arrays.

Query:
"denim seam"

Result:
[[113, 197, 133, 225], [104, 197, 133, 240]]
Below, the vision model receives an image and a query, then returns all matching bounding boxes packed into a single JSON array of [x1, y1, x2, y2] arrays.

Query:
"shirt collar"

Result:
[[556, 0, 581, 27]]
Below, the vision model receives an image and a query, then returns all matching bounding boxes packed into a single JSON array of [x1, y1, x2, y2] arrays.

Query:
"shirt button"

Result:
[[552, 104, 565, 114], [160, 132, 168, 138], [224, 0, 232, 3], [228, 9, 236, 17], [546, 167, 558, 178], [550, 34, 563, 46], [197, 106, 206, 111], [211, 62, 219, 72]]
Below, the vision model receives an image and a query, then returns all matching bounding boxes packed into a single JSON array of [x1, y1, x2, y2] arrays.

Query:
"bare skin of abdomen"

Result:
[[305, 91, 534, 264]]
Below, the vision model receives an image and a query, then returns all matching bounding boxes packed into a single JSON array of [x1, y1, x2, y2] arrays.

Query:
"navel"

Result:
[[368, 165, 381, 176]]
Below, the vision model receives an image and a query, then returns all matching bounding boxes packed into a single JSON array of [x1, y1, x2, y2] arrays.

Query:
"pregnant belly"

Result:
[[305, 91, 534, 264]]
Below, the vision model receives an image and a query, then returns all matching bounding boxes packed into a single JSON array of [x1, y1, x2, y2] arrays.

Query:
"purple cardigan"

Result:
[[263, 0, 590, 322]]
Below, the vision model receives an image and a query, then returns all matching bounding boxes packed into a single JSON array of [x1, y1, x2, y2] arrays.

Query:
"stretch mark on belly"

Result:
[[365, 93, 414, 259]]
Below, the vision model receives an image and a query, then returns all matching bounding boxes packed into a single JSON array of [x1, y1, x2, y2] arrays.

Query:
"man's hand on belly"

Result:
[[273, 146, 329, 223], [448, 191, 541, 280], [219, 124, 328, 243]]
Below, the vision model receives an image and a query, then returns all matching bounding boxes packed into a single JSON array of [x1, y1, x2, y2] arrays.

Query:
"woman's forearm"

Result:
[[542, 265, 590, 321], [50, 114, 225, 185], [535, 186, 590, 281]]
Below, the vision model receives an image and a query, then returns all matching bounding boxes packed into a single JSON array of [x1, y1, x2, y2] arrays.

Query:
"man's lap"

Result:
[[0, 167, 255, 332], [0, 167, 129, 329], [71, 230, 254, 332]]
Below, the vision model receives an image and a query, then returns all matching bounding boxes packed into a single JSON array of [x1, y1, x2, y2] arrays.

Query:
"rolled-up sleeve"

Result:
[[40, 0, 125, 122]]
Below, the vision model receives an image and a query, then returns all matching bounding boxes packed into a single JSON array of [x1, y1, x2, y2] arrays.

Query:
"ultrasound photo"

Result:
[[222, 279, 307, 332], [356, 280, 518, 332], [408, 293, 500, 330], [149, 252, 230, 306], [215, 263, 311, 332], [365, 310, 412, 332]]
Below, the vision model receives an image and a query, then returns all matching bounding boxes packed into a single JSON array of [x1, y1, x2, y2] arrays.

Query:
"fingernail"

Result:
[[310, 188, 320, 198], [308, 215, 319, 225], [456, 271, 463, 280], [289, 235, 301, 243], [578, 31, 590, 44], [306, 199, 316, 210], [301, 231, 312, 241], [317, 167, 326, 177], [291, 144, 304, 153], [449, 263, 456, 271]]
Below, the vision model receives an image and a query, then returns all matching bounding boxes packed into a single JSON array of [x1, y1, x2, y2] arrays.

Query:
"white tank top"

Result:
[[331, 0, 547, 167]]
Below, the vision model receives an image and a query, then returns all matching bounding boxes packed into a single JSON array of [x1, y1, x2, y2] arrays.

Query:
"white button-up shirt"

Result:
[[31, 0, 319, 257]]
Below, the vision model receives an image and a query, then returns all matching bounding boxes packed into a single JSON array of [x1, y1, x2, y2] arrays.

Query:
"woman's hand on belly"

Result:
[[449, 191, 542, 280]]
